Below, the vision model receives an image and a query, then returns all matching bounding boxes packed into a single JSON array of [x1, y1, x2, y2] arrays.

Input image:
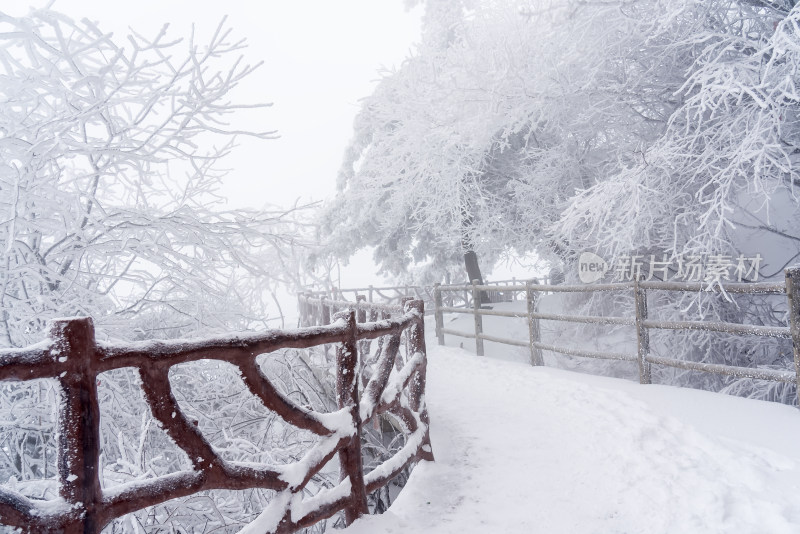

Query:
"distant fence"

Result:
[[0, 301, 432, 533], [432, 267, 800, 404], [318, 277, 550, 315]]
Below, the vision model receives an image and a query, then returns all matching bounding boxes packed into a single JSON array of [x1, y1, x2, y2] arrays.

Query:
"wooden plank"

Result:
[[478, 333, 529, 348], [533, 312, 634, 326], [434, 284, 445, 346], [532, 341, 636, 362], [440, 327, 477, 339], [642, 319, 790, 338], [785, 267, 800, 405], [51, 318, 102, 533], [526, 280, 544, 366], [338, 311, 371, 525], [440, 280, 785, 295], [439, 306, 529, 318], [634, 277, 652, 384], [437, 306, 476, 314], [472, 280, 484, 356], [646, 354, 795, 383], [639, 280, 785, 294]]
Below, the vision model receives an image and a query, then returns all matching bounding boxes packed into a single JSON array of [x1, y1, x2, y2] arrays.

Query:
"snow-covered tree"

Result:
[[323, 0, 693, 284], [327, 0, 799, 284], [559, 0, 800, 272], [555, 0, 800, 400], [0, 7, 310, 347], [325, 0, 799, 401], [0, 8, 329, 530]]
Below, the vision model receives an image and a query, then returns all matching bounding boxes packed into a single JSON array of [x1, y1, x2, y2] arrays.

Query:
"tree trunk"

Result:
[[463, 250, 489, 304], [460, 198, 489, 304]]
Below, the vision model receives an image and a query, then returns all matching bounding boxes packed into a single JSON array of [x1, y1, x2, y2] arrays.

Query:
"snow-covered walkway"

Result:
[[345, 345, 800, 533]]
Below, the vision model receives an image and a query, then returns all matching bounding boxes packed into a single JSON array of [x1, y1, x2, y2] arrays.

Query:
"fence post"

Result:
[[311, 294, 319, 326], [335, 311, 369, 525], [634, 277, 652, 384], [368, 285, 374, 303], [785, 267, 800, 406], [405, 300, 425, 409], [298, 293, 308, 327], [472, 279, 484, 356], [320, 295, 331, 325], [434, 283, 445, 346], [526, 280, 544, 366], [320, 296, 331, 359], [355, 295, 367, 324], [356, 295, 371, 358], [297, 294, 303, 327], [405, 299, 435, 462], [400, 297, 414, 366], [51, 317, 101, 534]]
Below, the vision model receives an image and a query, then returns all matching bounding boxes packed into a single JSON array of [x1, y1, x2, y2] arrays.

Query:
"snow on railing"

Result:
[[432, 268, 800, 404], [0, 300, 432, 534]]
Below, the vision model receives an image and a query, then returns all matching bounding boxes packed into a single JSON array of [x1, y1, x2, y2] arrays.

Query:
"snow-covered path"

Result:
[[345, 345, 800, 533]]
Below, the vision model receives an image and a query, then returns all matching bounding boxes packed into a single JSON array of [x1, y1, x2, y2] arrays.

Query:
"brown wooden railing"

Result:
[[0, 300, 432, 533], [433, 268, 800, 404]]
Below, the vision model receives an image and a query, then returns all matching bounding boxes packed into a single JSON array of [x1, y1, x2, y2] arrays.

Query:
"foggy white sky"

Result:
[[9, 0, 423, 210], [6, 1, 537, 287], [7, 0, 424, 287]]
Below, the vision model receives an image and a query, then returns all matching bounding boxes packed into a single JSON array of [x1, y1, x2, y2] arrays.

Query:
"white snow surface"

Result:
[[344, 344, 800, 533]]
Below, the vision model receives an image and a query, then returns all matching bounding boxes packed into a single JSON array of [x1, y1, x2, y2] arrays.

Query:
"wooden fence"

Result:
[[0, 300, 432, 533], [321, 277, 550, 315], [432, 267, 800, 404], [329, 285, 435, 309]]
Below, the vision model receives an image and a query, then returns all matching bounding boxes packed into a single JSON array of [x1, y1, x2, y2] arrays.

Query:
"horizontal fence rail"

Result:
[[314, 277, 550, 317], [432, 268, 800, 404], [0, 300, 433, 534]]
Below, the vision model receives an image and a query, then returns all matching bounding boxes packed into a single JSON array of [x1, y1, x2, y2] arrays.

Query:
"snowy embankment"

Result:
[[344, 344, 800, 533]]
